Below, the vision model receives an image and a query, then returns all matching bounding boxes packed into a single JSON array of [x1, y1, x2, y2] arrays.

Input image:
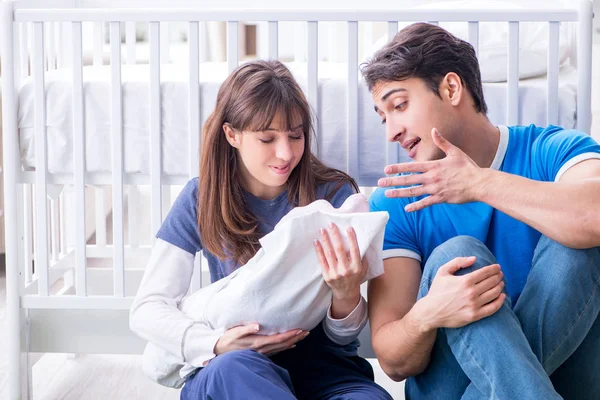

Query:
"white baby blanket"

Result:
[[142, 193, 389, 388]]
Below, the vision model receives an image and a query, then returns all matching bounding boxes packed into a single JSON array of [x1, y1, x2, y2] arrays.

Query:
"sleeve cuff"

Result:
[[383, 248, 421, 262], [182, 323, 225, 367], [323, 296, 368, 345]]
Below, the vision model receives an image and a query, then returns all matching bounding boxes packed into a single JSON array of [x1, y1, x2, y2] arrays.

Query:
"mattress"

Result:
[[18, 62, 578, 185]]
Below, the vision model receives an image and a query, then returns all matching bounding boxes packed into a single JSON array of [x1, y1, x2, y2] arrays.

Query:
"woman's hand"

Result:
[[214, 324, 309, 358], [314, 223, 368, 319]]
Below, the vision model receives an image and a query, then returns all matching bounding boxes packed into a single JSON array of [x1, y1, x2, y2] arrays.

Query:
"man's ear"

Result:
[[441, 72, 463, 107], [223, 123, 240, 148]]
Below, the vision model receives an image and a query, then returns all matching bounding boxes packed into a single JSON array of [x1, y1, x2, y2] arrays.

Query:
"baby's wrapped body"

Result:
[[143, 193, 389, 387]]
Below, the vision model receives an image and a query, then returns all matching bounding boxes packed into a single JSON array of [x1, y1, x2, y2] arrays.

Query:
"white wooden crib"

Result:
[[1, 0, 594, 398]]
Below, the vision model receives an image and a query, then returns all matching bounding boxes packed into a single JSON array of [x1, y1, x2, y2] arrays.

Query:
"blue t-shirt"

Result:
[[370, 125, 600, 304]]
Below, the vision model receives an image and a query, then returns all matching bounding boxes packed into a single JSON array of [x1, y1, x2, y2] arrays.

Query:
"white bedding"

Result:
[[18, 62, 577, 185], [142, 193, 388, 388]]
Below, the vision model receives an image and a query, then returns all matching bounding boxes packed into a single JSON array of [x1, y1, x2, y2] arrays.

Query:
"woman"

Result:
[[130, 60, 391, 400]]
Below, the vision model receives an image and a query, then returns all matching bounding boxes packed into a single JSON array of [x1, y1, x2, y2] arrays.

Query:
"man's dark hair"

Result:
[[361, 22, 488, 115]]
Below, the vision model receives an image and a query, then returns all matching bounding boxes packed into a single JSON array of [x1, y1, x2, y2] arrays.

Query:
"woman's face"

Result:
[[224, 112, 306, 200]]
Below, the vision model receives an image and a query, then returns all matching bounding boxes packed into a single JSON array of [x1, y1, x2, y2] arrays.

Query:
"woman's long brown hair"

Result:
[[198, 60, 358, 266]]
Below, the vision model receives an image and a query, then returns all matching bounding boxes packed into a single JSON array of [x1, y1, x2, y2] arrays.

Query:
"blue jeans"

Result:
[[406, 235, 600, 400]]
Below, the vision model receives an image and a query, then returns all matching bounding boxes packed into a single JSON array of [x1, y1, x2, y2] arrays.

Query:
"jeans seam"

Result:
[[545, 267, 600, 368], [452, 328, 499, 400]]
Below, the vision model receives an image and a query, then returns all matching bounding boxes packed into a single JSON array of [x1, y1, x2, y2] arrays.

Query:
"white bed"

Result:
[[18, 63, 578, 185], [1, 1, 594, 399]]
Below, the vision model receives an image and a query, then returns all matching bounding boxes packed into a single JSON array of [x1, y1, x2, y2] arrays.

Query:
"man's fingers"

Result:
[[384, 185, 426, 199], [383, 161, 432, 176], [475, 270, 504, 293], [466, 264, 502, 285], [438, 256, 477, 275], [403, 195, 440, 212], [477, 281, 505, 305], [431, 128, 455, 155], [377, 173, 424, 188], [476, 293, 506, 320]]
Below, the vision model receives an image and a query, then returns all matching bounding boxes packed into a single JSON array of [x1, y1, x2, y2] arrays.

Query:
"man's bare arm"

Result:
[[368, 256, 505, 381], [368, 257, 433, 381]]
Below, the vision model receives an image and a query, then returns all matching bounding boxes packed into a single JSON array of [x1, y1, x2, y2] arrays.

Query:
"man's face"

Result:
[[372, 77, 453, 162]]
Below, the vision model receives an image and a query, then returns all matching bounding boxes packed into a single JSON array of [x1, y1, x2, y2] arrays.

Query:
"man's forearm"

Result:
[[478, 170, 600, 248], [373, 300, 437, 381]]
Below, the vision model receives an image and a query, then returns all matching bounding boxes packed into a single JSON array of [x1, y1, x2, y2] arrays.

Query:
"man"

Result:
[[362, 22, 600, 399]]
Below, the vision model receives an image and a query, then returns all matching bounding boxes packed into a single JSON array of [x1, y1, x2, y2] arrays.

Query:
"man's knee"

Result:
[[423, 236, 497, 281]]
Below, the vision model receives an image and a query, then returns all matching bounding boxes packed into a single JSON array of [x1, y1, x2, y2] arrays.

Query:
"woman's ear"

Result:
[[223, 123, 239, 148]]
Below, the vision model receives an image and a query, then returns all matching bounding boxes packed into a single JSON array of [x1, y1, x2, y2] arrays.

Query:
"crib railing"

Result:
[[1, 2, 594, 399]]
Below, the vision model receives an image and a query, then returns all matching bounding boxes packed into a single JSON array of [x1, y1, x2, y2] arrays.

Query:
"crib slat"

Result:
[[307, 21, 318, 156], [47, 199, 52, 264], [362, 22, 373, 63], [57, 22, 65, 69], [93, 21, 103, 66], [126, 22, 136, 65], [387, 21, 398, 40], [547, 21, 560, 126], [16, 187, 26, 290], [150, 22, 163, 237], [268, 21, 278, 60], [33, 22, 50, 297], [347, 21, 359, 178], [127, 186, 139, 247], [24, 185, 33, 284], [160, 22, 170, 64], [386, 22, 399, 166], [19, 23, 28, 78], [188, 22, 200, 178], [468, 21, 479, 57], [227, 21, 238, 73], [95, 188, 106, 246], [50, 199, 58, 262], [12, 22, 22, 84], [162, 187, 171, 225], [294, 22, 306, 62], [577, 0, 593, 133], [199, 22, 207, 63], [507, 21, 519, 126], [48, 23, 56, 71], [72, 21, 87, 296], [110, 21, 125, 297], [59, 190, 66, 256]]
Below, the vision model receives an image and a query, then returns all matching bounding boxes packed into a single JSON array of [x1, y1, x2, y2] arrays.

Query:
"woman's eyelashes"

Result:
[[259, 135, 304, 144]]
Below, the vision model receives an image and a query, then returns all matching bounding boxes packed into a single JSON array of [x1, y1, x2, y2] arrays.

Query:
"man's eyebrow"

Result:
[[374, 88, 407, 113], [381, 88, 406, 102]]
